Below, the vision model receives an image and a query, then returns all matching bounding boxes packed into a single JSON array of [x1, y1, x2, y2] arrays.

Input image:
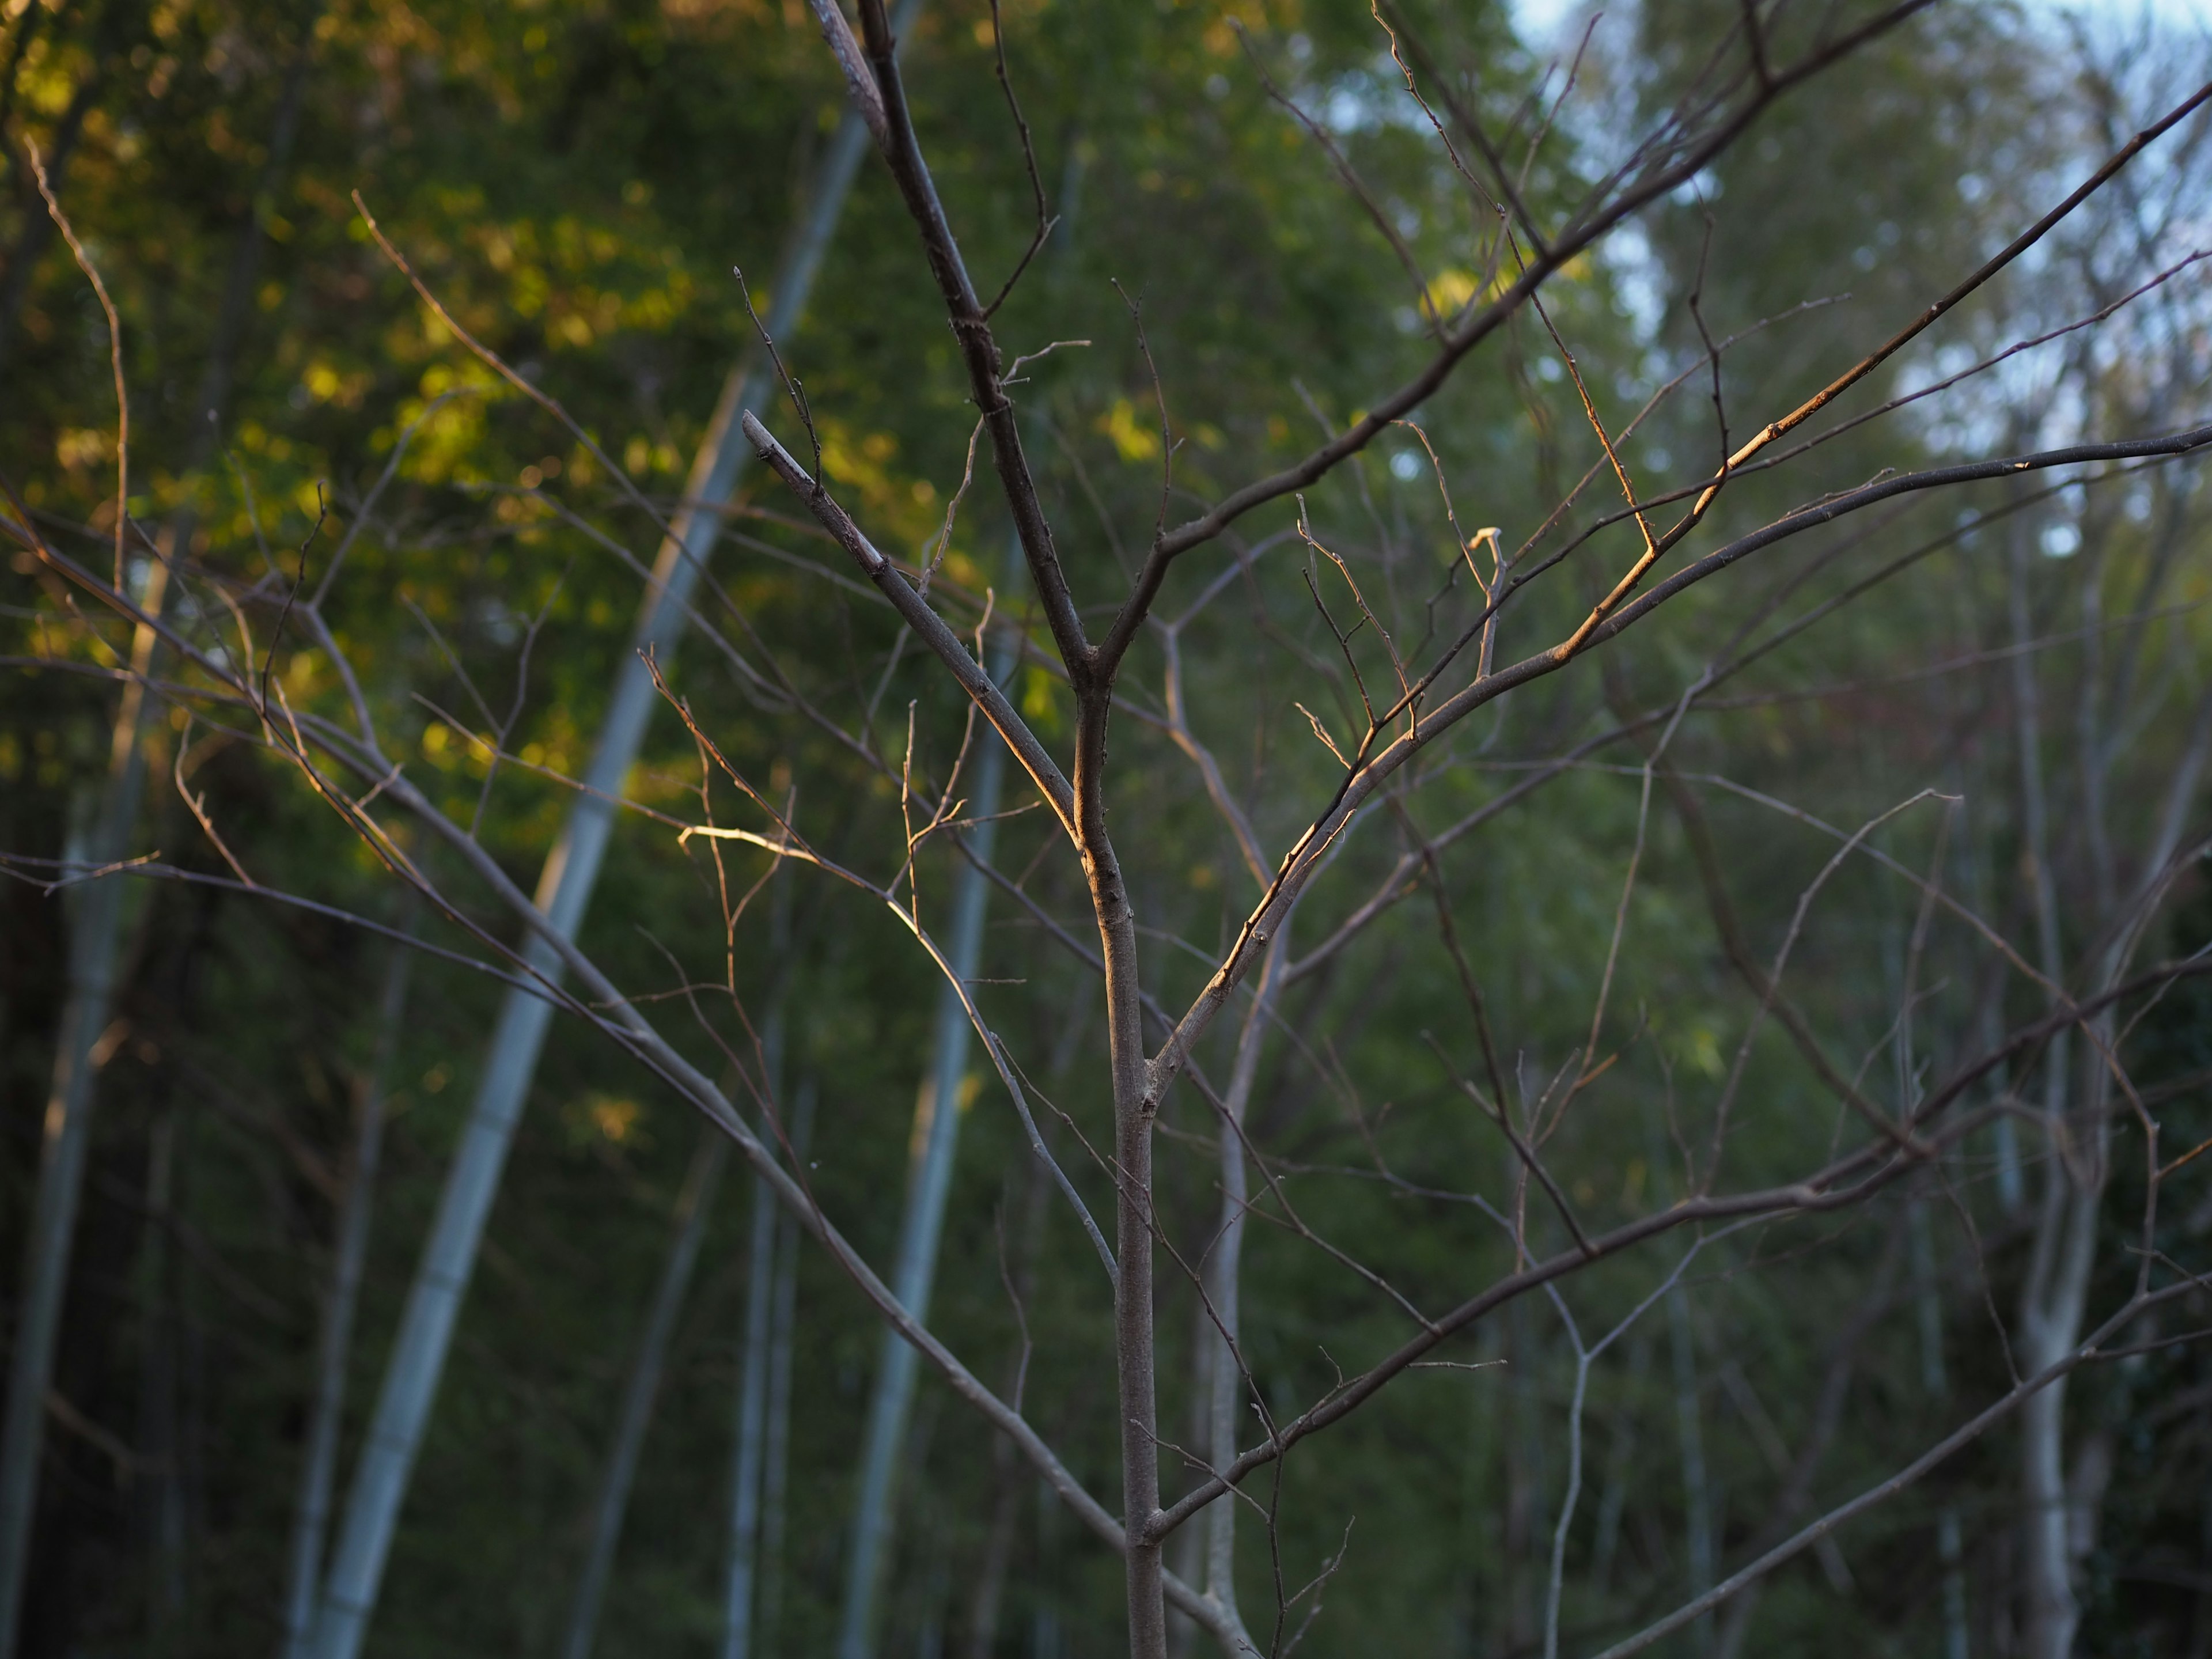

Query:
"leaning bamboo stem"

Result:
[[304, 71, 896, 1659]]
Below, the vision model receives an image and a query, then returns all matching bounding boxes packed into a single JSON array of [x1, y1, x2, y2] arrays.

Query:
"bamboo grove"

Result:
[[2, 1, 2210, 1656]]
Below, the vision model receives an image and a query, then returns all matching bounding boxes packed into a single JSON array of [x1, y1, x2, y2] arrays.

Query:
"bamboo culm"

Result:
[[0, 13, 320, 1644], [756, 1078, 816, 1656], [303, 61, 900, 1659], [281, 905, 417, 1659], [0, 557, 166, 1659], [834, 593, 1019, 1659]]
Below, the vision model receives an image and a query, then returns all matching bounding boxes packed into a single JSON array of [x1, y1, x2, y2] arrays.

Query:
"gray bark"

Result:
[[0, 4, 320, 1640], [721, 1161, 777, 1659], [281, 906, 416, 1659], [834, 596, 1017, 1659], [304, 72, 892, 1659], [1666, 1282, 1714, 1658], [722, 852, 797, 1659], [755, 1076, 815, 1658], [1910, 1200, 1969, 1659], [2010, 527, 2085, 1659], [1198, 941, 1282, 1654], [2009, 506, 2212, 1659]]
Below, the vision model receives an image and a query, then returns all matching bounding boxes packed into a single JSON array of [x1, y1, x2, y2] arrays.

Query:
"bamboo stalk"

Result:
[[755, 1077, 816, 1658], [0, 552, 165, 1656], [834, 597, 1017, 1659], [304, 32, 912, 1650], [0, 11, 324, 1645], [281, 903, 418, 1659]]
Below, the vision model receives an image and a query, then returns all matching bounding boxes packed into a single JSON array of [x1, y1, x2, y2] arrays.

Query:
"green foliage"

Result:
[[3, 1, 2210, 1656]]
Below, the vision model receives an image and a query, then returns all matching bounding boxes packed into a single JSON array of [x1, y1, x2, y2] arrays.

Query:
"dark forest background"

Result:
[[2, 1, 2210, 1656]]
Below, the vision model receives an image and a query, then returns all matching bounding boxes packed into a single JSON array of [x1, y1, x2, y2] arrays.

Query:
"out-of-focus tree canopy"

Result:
[[2, 1, 2209, 1655]]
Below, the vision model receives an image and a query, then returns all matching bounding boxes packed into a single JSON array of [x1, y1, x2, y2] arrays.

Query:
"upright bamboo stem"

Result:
[[835, 599, 1017, 1659], [2009, 527, 2081, 1659], [0, 553, 166, 1658], [282, 904, 416, 1659], [722, 1162, 777, 1659], [0, 9, 319, 1642], [724, 849, 798, 1659], [1665, 1282, 1714, 1658], [1200, 940, 1281, 1652], [1908, 1202, 1969, 1659], [755, 1077, 815, 1657]]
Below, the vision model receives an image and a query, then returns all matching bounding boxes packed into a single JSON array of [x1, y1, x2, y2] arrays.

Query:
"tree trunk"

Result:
[[725, 846, 800, 1659], [0, 549, 166, 1659], [1198, 939, 1281, 1654], [755, 1076, 815, 1659], [1909, 1200, 1969, 1659], [6, 12, 323, 1643], [281, 906, 414, 1659], [2018, 1209, 2096, 1659], [2010, 509, 2212, 1657], [2010, 526, 2086, 1659], [304, 69, 898, 1659], [1666, 1282, 1714, 1659], [7, 5, 320, 1624], [722, 1157, 777, 1659]]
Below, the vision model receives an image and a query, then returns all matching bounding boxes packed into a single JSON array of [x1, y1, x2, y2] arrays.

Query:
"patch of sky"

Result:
[[1512, 0, 2212, 47], [1283, 0, 2206, 484], [1491, 0, 2212, 468]]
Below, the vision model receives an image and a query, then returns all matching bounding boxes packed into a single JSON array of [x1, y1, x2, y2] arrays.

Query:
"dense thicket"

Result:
[[2, 1, 2209, 1656]]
